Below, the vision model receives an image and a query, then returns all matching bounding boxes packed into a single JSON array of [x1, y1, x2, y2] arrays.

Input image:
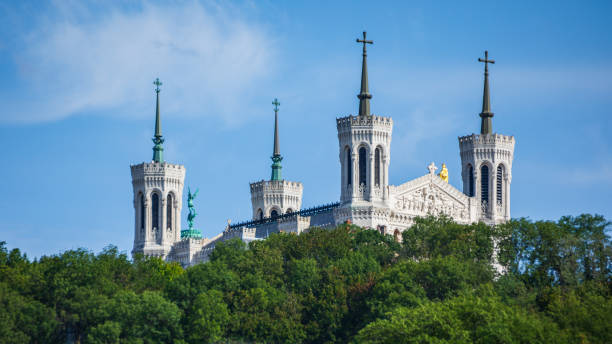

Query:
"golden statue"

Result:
[[439, 163, 449, 183]]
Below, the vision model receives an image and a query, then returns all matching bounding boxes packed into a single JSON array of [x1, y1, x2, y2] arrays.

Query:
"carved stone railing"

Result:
[[373, 186, 382, 197], [481, 200, 490, 217], [357, 183, 368, 198], [495, 201, 504, 216]]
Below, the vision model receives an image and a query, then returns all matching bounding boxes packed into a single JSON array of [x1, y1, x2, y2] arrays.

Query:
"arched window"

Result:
[[375, 147, 381, 186], [496, 165, 504, 205], [480, 165, 489, 204], [257, 209, 263, 220], [346, 148, 352, 186], [286, 208, 293, 213], [467, 164, 474, 197], [167, 193, 173, 230], [359, 147, 367, 186], [151, 193, 159, 230], [139, 193, 144, 230], [270, 209, 279, 218], [394, 229, 401, 243]]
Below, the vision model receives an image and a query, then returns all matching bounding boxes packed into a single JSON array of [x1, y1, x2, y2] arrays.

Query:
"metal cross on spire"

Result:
[[153, 78, 162, 94], [356, 31, 373, 117], [356, 31, 373, 55], [478, 51, 495, 135], [272, 98, 280, 113]]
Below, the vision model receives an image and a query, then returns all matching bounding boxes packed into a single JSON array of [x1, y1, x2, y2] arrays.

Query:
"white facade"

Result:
[[131, 162, 185, 258], [131, 42, 516, 268], [459, 133, 515, 224], [250, 180, 303, 220]]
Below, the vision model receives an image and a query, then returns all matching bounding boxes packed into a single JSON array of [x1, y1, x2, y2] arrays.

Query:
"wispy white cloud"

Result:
[[3, 1, 276, 124]]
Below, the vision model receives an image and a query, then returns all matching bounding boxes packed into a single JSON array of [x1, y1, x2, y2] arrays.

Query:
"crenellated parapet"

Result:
[[250, 179, 303, 220], [131, 162, 186, 189]]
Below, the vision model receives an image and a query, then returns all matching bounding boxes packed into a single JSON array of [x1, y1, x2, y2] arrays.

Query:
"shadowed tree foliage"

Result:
[[0, 214, 610, 343]]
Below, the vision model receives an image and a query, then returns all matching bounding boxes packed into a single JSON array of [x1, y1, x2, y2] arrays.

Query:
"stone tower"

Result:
[[337, 32, 393, 206], [131, 79, 186, 258], [459, 51, 515, 224], [250, 99, 303, 220]]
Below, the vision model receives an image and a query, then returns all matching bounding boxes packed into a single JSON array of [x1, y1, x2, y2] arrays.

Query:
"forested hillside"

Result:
[[1, 215, 610, 343]]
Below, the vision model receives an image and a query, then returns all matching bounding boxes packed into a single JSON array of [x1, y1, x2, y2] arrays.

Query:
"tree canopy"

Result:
[[0, 214, 610, 343]]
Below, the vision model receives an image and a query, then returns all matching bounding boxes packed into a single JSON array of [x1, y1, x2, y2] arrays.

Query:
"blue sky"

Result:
[[1, 1, 611, 259]]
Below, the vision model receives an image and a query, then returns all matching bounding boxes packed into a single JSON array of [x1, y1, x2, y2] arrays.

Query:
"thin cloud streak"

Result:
[[3, 1, 276, 124]]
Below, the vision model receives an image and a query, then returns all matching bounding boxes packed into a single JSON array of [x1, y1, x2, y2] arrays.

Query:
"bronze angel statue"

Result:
[[187, 187, 199, 229]]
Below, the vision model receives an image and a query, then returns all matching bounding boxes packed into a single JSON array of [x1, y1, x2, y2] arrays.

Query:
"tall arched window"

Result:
[[480, 165, 489, 204], [167, 194, 173, 230], [496, 165, 504, 205], [346, 148, 352, 186], [359, 147, 367, 186], [467, 164, 474, 197], [151, 193, 159, 230], [139, 193, 144, 230], [375, 147, 381, 186], [257, 209, 263, 220]]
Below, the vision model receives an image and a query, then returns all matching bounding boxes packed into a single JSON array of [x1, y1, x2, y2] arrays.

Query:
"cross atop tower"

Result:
[[356, 31, 373, 55], [153, 78, 162, 94], [272, 98, 280, 113], [478, 50, 495, 73], [356, 31, 373, 117]]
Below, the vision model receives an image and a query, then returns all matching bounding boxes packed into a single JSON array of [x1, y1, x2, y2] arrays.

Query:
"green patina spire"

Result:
[[356, 31, 373, 117], [152, 78, 165, 163], [478, 51, 495, 135], [270, 98, 283, 181]]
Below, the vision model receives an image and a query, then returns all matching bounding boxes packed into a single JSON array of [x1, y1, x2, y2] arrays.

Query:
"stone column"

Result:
[[489, 168, 497, 221], [352, 152, 358, 202], [145, 197, 151, 245], [368, 151, 374, 201], [505, 175, 511, 220], [161, 197, 167, 245]]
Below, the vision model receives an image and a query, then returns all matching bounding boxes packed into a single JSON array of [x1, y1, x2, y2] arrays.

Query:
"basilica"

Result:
[[130, 33, 515, 267]]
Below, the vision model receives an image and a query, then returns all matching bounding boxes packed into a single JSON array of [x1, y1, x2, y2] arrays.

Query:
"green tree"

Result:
[[186, 290, 229, 343]]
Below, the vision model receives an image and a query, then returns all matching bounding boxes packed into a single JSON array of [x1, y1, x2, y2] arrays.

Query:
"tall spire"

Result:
[[356, 31, 373, 117], [270, 98, 283, 181], [152, 78, 164, 163], [478, 51, 495, 135]]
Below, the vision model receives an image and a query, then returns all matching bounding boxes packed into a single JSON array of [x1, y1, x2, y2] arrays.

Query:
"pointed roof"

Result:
[[478, 51, 495, 135], [272, 98, 280, 157], [356, 31, 373, 117], [270, 98, 283, 181], [152, 78, 164, 163]]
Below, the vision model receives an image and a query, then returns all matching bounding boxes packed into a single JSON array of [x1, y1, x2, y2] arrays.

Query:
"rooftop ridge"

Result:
[[229, 202, 340, 229]]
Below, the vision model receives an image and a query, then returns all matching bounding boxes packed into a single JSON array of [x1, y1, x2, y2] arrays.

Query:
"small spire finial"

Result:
[[271, 98, 283, 181], [152, 78, 164, 163], [272, 98, 280, 113], [478, 51, 495, 135], [153, 78, 162, 94], [356, 31, 373, 117]]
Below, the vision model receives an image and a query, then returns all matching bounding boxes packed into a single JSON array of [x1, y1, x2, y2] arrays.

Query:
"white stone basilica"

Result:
[[131, 35, 515, 267]]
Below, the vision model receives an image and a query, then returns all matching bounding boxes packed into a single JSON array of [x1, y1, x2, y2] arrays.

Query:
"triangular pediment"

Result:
[[389, 173, 471, 221]]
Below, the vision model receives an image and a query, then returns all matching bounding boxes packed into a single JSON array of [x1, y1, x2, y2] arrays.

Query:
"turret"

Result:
[[250, 99, 303, 220], [337, 32, 393, 205], [131, 79, 186, 258], [459, 52, 515, 224]]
